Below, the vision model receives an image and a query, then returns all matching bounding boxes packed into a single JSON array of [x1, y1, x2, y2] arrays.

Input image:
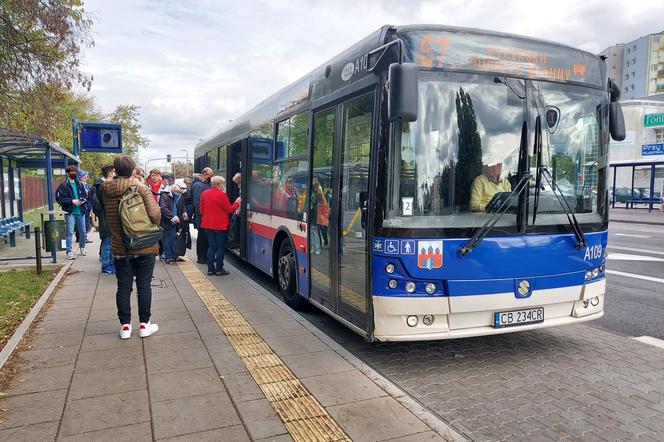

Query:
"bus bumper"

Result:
[[372, 280, 605, 342]]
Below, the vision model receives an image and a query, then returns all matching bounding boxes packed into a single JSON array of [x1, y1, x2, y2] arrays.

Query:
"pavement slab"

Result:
[[0, 235, 461, 442]]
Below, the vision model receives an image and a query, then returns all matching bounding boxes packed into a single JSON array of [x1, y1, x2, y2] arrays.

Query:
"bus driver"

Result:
[[469, 163, 512, 212]]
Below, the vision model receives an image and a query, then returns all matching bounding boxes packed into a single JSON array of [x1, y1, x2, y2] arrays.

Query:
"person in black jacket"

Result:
[[91, 164, 116, 273], [191, 168, 213, 264], [55, 165, 89, 260], [159, 184, 188, 264]]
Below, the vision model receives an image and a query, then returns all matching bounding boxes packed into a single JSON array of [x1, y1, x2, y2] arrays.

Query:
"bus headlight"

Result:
[[385, 263, 395, 274], [406, 315, 418, 327], [388, 279, 398, 289], [425, 283, 436, 295], [584, 271, 592, 281], [405, 281, 416, 293], [592, 268, 600, 279], [590, 296, 600, 306], [422, 315, 434, 326]]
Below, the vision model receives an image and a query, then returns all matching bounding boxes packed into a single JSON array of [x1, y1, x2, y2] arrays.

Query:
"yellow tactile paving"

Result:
[[178, 259, 351, 442]]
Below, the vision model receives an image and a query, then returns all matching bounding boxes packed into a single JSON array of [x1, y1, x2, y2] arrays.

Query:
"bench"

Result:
[[625, 198, 662, 208], [0, 217, 33, 247]]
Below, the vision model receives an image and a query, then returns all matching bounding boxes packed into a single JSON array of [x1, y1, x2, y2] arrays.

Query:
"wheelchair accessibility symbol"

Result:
[[384, 239, 399, 254]]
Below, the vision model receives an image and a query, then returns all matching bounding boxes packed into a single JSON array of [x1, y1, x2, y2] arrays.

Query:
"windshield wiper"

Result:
[[458, 121, 530, 256], [540, 167, 587, 249], [532, 115, 543, 223]]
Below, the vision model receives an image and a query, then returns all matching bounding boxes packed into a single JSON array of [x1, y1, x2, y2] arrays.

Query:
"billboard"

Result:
[[79, 123, 122, 153]]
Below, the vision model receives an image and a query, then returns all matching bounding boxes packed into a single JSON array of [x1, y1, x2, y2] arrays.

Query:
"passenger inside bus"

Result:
[[469, 163, 512, 212]]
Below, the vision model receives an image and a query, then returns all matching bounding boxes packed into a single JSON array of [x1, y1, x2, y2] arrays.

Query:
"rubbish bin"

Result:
[[44, 219, 66, 252]]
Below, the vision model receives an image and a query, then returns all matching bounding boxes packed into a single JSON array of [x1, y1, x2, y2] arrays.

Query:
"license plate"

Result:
[[493, 307, 544, 328]]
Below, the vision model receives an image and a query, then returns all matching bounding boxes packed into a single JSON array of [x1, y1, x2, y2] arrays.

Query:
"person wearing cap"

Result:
[[55, 165, 88, 260]]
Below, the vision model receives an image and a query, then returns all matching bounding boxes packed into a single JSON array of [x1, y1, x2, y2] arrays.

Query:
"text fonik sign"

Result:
[[644, 113, 664, 128], [79, 123, 122, 153]]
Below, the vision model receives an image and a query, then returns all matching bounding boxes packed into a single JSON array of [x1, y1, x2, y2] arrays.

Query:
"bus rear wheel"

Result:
[[277, 240, 306, 310]]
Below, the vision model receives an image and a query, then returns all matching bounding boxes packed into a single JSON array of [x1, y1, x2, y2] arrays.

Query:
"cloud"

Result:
[[82, 0, 664, 163]]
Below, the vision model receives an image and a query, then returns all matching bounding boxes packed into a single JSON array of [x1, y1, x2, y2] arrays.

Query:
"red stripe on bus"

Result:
[[249, 221, 308, 253]]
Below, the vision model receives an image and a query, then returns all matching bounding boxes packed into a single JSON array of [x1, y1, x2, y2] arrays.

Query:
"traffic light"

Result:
[[166, 154, 171, 163]]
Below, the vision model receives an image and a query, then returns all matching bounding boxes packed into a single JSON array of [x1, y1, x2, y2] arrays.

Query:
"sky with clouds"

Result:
[[81, 0, 664, 163]]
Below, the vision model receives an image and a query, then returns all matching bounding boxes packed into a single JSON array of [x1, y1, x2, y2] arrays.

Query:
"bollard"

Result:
[[35, 227, 42, 275]]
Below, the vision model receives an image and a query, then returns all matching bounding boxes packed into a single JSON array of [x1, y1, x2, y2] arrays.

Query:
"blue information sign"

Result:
[[642, 143, 664, 156], [79, 123, 122, 153]]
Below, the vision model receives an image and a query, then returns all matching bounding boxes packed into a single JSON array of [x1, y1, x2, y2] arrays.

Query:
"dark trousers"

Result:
[[206, 229, 227, 273], [197, 227, 209, 262], [114, 255, 156, 325]]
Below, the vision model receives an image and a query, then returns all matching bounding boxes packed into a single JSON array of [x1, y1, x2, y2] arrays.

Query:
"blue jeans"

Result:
[[65, 213, 86, 253], [162, 223, 176, 261], [100, 237, 114, 273], [206, 229, 227, 273]]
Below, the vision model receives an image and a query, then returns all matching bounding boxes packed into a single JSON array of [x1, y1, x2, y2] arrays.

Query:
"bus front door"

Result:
[[310, 92, 374, 334]]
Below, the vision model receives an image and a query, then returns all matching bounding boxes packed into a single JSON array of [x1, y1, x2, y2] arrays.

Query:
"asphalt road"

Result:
[[591, 220, 664, 339]]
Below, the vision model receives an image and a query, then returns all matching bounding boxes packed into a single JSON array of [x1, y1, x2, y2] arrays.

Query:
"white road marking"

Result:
[[606, 253, 664, 262], [606, 270, 664, 284], [614, 233, 651, 238], [608, 245, 664, 256], [633, 336, 664, 350]]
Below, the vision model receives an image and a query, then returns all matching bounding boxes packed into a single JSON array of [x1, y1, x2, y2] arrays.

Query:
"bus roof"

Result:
[[195, 24, 605, 158]]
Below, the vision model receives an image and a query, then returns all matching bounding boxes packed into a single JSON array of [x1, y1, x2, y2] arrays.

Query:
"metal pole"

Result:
[[17, 164, 23, 221], [72, 119, 80, 160], [8, 159, 15, 217], [630, 165, 635, 209], [45, 146, 56, 263], [0, 155, 5, 218], [611, 165, 616, 208], [35, 226, 42, 274], [649, 164, 656, 212]]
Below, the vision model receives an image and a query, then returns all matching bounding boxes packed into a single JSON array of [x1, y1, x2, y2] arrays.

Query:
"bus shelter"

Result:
[[610, 159, 664, 212], [0, 128, 79, 262]]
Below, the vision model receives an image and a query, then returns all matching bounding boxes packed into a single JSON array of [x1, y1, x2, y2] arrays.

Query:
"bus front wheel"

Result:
[[277, 240, 306, 310]]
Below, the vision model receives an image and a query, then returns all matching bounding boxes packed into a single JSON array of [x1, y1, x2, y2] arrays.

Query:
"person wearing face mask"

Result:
[[56, 165, 89, 260], [159, 183, 188, 264]]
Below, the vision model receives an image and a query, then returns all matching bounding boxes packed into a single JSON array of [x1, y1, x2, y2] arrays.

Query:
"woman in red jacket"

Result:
[[199, 176, 240, 276]]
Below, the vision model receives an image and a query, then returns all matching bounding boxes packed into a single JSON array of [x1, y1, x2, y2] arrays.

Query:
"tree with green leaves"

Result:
[[0, 0, 93, 135], [454, 87, 483, 209]]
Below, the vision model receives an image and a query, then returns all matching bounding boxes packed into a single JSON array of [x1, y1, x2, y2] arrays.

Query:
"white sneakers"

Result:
[[139, 322, 159, 338], [119, 324, 132, 339], [119, 322, 159, 339], [67, 250, 86, 259]]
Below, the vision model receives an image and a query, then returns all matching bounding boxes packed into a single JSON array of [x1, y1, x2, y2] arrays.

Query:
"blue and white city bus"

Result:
[[193, 25, 625, 341]]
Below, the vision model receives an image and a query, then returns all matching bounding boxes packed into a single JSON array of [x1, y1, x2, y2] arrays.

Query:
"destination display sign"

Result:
[[79, 122, 123, 153], [401, 30, 604, 88]]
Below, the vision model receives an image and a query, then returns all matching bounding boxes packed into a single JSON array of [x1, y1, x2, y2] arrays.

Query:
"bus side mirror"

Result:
[[609, 102, 626, 141], [388, 63, 418, 122]]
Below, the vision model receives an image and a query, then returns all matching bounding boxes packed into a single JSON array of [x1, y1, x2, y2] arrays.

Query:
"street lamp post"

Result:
[[180, 149, 189, 178]]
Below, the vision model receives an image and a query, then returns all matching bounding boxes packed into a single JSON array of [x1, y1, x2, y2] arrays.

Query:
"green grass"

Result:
[[0, 268, 58, 349]]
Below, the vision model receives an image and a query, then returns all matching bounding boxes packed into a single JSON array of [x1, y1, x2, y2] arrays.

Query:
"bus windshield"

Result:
[[384, 71, 609, 234]]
